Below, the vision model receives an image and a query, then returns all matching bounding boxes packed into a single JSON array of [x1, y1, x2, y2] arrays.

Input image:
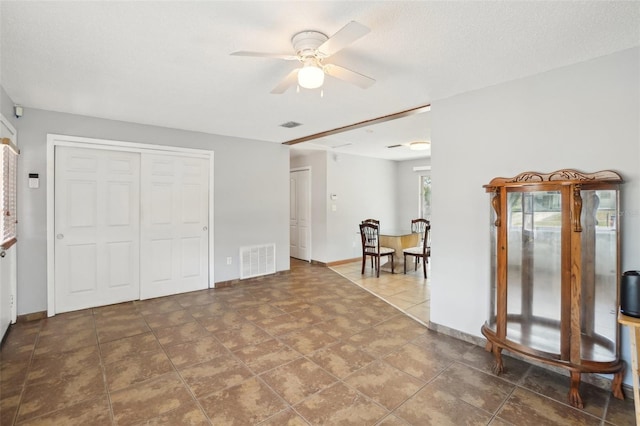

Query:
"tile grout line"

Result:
[[92, 308, 116, 426], [485, 376, 518, 425], [10, 319, 44, 426], [600, 390, 611, 426], [137, 301, 216, 425]]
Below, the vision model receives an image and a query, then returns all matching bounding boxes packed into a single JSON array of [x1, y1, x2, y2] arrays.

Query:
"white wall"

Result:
[[326, 153, 397, 263], [430, 47, 640, 383], [13, 106, 290, 315]]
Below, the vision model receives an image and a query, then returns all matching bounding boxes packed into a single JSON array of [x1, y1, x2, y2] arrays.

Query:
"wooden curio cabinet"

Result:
[[482, 169, 624, 408]]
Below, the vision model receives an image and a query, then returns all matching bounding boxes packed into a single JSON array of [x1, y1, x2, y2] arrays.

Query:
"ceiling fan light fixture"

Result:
[[298, 62, 325, 89], [409, 141, 431, 151]]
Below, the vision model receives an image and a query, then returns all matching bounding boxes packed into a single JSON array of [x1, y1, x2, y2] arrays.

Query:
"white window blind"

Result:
[[1, 138, 19, 249]]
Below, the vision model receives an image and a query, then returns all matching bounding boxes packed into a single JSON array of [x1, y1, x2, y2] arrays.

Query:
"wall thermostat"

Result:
[[29, 173, 39, 189]]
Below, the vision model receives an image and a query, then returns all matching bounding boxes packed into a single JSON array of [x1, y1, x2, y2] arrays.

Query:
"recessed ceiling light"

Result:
[[409, 141, 430, 151]]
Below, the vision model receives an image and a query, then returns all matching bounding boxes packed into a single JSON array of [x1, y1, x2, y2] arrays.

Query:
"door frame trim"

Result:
[[46, 134, 215, 316], [0, 113, 17, 330]]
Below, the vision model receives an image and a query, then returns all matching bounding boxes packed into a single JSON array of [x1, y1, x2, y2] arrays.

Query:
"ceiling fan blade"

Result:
[[324, 64, 375, 89], [271, 69, 299, 94], [231, 51, 298, 60], [317, 21, 370, 57]]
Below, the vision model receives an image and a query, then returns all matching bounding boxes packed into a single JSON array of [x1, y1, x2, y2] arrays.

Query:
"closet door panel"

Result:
[[141, 154, 209, 299], [55, 147, 140, 313]]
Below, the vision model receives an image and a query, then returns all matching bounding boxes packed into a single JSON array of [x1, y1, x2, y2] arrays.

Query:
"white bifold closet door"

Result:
[[54, 147, 141, 313], [140, 154, 209, 299], [55, 147, 209, 313]]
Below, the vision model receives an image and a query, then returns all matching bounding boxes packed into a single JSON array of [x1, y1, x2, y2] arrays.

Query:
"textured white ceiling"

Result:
[[1, 1, 638, 161]]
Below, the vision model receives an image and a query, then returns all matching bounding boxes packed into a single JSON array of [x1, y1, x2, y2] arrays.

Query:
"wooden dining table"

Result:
[[379, 229, 420, 268]]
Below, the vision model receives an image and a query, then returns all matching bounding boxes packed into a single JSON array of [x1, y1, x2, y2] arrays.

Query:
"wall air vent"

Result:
[[280, 121, 302, 128], [240, 243, 276, 279]]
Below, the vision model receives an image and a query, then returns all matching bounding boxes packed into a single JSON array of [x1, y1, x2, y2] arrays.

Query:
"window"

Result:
[[419, 175, 431, 220], [1, 138, 18, 250]]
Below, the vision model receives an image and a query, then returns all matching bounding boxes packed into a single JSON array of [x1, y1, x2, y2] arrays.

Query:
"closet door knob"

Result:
[[202, 226, 208, 231], [56, 234, 64, 240]]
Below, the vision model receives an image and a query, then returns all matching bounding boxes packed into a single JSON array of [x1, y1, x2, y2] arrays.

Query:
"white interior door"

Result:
[[290, 175, 298, 259], [290, 169, 310, 261], [140, 154, 209, 299], [54, 147, 140, 313]]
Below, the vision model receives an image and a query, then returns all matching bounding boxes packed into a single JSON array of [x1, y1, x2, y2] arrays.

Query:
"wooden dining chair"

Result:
[[411, 218, 430, 236], [408, 218, 430, 268], [403, 222, 431, 278], [361, 219, 380, 268], [359, 222, 395, 277]]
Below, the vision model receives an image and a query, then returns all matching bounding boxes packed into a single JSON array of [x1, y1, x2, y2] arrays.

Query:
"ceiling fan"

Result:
[[231, 21, 375, 94]]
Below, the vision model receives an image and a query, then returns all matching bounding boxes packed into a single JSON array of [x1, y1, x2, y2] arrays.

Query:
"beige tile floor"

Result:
[[0, 259, 635, 425]]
